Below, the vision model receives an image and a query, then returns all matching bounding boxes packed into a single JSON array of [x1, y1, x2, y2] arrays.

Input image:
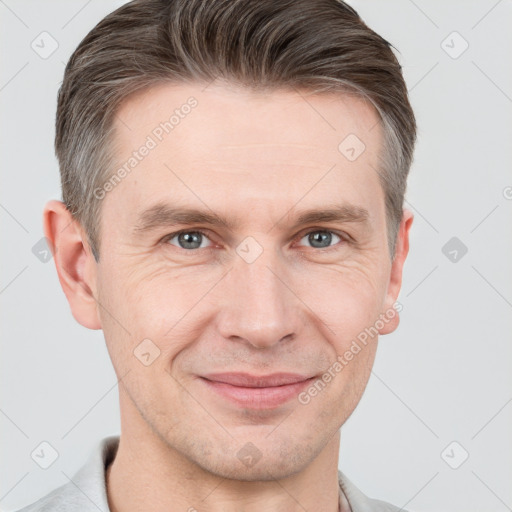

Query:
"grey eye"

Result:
[[167, 231, 211, 250], [299, 231, 341, 249]]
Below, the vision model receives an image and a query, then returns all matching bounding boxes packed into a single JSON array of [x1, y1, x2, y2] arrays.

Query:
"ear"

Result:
[[43, 200, 102, 330], [378, 208, 414, 335]]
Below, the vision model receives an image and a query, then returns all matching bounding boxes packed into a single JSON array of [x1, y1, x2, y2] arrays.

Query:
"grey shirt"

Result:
[[14, 436, 406, 512]]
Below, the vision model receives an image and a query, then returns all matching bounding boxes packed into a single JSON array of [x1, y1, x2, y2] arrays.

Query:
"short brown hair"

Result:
[[56, 0, 416, 262]]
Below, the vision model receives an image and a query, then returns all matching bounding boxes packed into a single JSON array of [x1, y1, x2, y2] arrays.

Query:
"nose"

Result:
[[214, 244, 302, 349]]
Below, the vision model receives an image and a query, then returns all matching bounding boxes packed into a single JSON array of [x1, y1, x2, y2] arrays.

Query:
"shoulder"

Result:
[[10, 481, 82, 512], [338, 470, 408, 512], [11, 435, 119, 512]]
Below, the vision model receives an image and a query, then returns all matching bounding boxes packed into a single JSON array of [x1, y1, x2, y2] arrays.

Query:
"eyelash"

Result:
[[160, 228, 350, 253]]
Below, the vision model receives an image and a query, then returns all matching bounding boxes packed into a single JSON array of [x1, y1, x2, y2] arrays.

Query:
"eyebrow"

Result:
[[132, 201, 370, 236]]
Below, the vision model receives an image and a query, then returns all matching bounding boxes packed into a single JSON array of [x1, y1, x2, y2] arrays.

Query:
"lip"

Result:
[[199, 372, 315, 409]]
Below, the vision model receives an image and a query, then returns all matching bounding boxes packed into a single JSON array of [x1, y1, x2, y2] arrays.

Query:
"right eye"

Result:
[[163, 230, 213, 250]]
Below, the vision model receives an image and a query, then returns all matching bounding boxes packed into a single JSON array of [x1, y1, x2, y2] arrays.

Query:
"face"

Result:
[[58, 81, 412, 481]]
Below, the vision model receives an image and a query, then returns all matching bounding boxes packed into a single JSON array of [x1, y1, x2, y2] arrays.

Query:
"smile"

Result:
[[199, 372, 316, 409]]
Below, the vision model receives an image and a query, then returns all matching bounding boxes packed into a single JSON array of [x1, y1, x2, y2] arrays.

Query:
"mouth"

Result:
[[199, 372, 316, 409]]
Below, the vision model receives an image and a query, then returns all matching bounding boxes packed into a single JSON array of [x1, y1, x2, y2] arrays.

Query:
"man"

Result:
[[17, 0, 416, 510]]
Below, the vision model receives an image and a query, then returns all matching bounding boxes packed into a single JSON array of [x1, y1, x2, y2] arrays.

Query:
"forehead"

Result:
[[115, 81, 380, 152], [104, 81, 385, 231]]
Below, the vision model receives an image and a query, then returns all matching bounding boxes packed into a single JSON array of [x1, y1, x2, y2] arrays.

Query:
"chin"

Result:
[[193, 437, 318, 482]]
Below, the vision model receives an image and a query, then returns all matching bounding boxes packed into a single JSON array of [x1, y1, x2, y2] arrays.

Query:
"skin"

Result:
[[44, 80, 413, 512]]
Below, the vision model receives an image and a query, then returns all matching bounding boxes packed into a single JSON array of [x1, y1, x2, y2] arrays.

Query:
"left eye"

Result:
[[297, 230, 342, 249]]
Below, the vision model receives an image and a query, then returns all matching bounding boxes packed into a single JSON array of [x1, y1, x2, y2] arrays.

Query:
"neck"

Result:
[[106, 390, 342, 512]]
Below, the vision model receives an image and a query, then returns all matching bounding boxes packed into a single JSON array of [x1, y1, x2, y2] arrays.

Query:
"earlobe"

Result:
[[378, 208, 414, 336], [43, 200, 102, 330]]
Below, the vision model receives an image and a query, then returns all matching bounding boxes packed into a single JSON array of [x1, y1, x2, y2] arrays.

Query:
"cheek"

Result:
[[100, 259, 226, 358], [294, 259, 388, 336], [97, 243, 389, 365]]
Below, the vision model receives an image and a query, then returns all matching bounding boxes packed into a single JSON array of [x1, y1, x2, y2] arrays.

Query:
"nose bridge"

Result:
[[216, 239, 299, 348]]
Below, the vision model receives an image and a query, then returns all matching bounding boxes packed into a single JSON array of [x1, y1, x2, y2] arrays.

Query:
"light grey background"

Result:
[[1, 1, 511, 511]]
